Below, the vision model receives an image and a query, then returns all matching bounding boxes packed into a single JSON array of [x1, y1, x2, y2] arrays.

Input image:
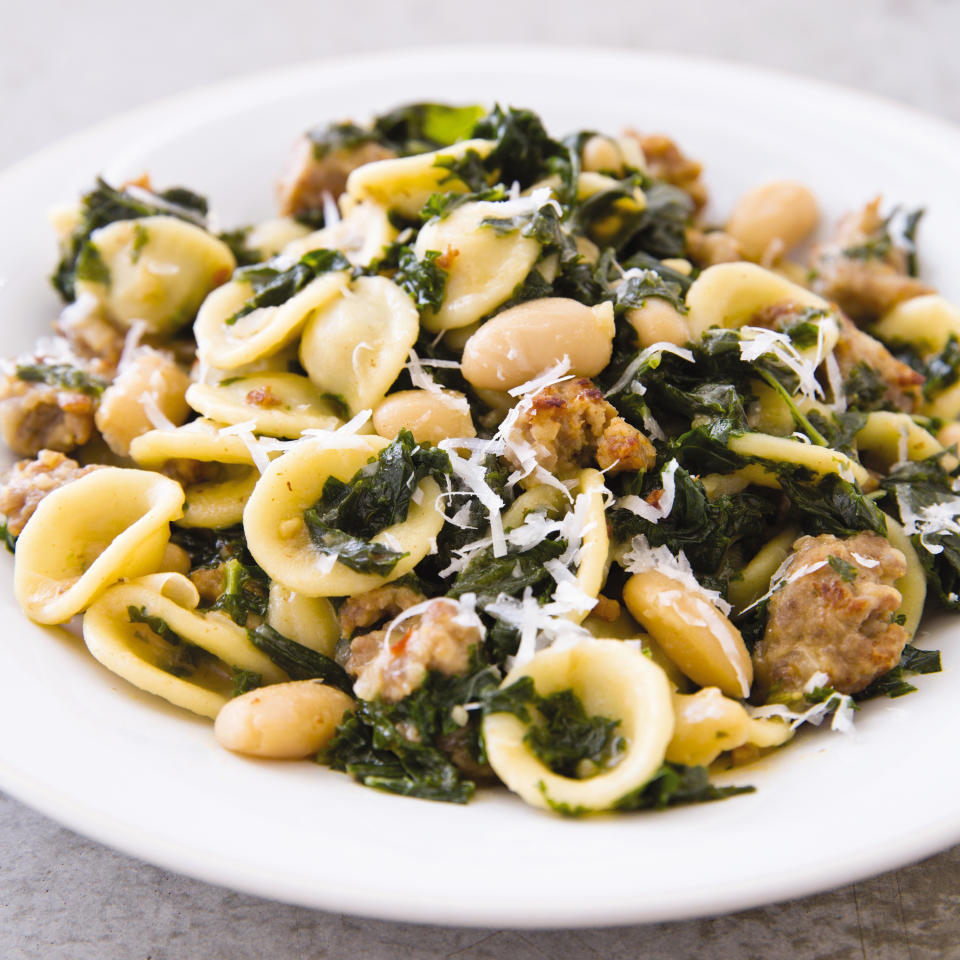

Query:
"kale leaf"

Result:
[[227, 248, 350, 325], [879, 454, 960, 607], [211, 557, 269, 625], [303, 430, 450, 574], [393, 246, 448, 312], [15, 362, 108, 396], [523, 690, 623, 779], [855, 643, 942, 700], [471, 104, 567, 190], [247, 623, 353, 694], [614, 763, 755, 812], [325, 649, 500, 803]]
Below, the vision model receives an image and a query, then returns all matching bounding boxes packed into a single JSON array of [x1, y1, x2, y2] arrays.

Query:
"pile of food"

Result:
[[3, 102, 957, 814]]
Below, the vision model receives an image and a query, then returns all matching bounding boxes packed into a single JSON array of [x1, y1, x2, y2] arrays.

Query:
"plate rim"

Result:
[[3, 44, 960, 928]]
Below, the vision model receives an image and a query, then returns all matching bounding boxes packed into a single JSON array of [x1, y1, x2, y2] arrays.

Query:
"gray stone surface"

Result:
[[3, 0, 960, 956]]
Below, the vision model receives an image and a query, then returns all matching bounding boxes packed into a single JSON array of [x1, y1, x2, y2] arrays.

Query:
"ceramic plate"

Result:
[[1, 46, 958, 928]]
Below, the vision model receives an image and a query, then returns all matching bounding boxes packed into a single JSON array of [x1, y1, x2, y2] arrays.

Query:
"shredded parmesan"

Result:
[[603, 342, 694, 399], [618, 459, 680, 524]]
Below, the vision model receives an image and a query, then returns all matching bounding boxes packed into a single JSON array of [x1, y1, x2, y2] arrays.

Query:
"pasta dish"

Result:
[[1, 102, 956, 815]]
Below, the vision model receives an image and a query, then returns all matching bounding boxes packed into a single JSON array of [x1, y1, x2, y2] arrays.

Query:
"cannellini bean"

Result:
[[725, 180, 819, 262], [461, 298, 615, 390], [373, 389, 476, 444], [622, 570, 753, 698], [625, 299, 691, 348], [215, 680, 355, 759]]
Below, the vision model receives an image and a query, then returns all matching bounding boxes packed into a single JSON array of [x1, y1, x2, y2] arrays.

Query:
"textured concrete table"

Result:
[[3, 1, 960, 957]]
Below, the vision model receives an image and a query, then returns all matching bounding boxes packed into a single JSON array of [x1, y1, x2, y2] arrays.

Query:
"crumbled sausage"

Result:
[[506, 377, 655, 486], [833, 314, 924, 412], [751, 301, 923, 413], [276, 134, 396, 218], [0, 374, 96, 457], [0, 450, 101, 535], [685, 227, 743, 267], [622, 132, 708, 211], [189, 565, 225, 606], [351, 598, 483, 703], [339, 583, 426, 640], [753, 532, 908, 701], [55, 296, 126, 373], [95, 347, 190, 456], [809, 198, 931, 322]]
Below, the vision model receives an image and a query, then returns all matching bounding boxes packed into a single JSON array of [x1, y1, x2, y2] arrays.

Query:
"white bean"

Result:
[[373, 389, 476, 444], [461, 298, 615, 390], [215, 680, 355, 759], [622, 570, 753, 699], [725, 180, 819, 262]]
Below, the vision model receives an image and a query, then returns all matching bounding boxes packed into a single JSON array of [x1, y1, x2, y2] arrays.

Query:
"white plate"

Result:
[[1, 46, 959, 929]]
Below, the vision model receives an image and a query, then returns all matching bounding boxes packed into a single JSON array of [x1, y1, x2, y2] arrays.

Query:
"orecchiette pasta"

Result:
[[83, 574, 286, 718], [194, 269, 349, 370], [299, 276, 419, 415], [483, 639, 675, 812], [75, 215, 236, 334], [685, 261, 827, 338], [185, 373, 342, 438], [414, 197, 543, 331], [15, 469, 184, 624], [666, 687, 792, 767], [346, 138, 496, 217], [243, 434, 445, 597]]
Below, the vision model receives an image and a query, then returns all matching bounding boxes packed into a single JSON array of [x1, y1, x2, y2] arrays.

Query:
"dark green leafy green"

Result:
[[127, 606, 209, 678], [523, 690, 623, 779], [247, 623, 353, 694], [828, 555, 859, 582], [325, 649, 500, 803], [227, 249, 350, 325], [879, 454, 960, 607], [231, 667, 263, 697], [614, 763, 754, 812], [855, 644, 942, 700], [776, 468, 887, 538], [0, 521, 16, 554], [374, 102, 485, 154], [471, 104, 567, 190], [212, 557, 268, 625], [393, 247, 448, 312], [303, 430, 450, 574], [15, 362, 108, 396]]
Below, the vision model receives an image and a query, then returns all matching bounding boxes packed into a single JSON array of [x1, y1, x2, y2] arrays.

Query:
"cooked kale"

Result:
[[0, 521, 16, 554], [827, 554, 859, 583], [227, 248, 350, 325], [843, 362, 890, 411], [231, 667, 263, 697], [212, 557, 269, 625], [524, 690, 623, 779], [775, 468, 887, 539], [614, 763, 755, 812], [392, 246, 448, 312], [471, 104, 567, 190], [247, 623, 353, 694], [880, 453, 960, 607], [15, 362, 108, 396], [373, 102, 485, 154], [325, 649, 500, 803], [127, 606, 210, 679], [609, 467, 774, 580], [855, 643, 942, 699], [303, 430, 450, 574], [169, 524, 257, 571]]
